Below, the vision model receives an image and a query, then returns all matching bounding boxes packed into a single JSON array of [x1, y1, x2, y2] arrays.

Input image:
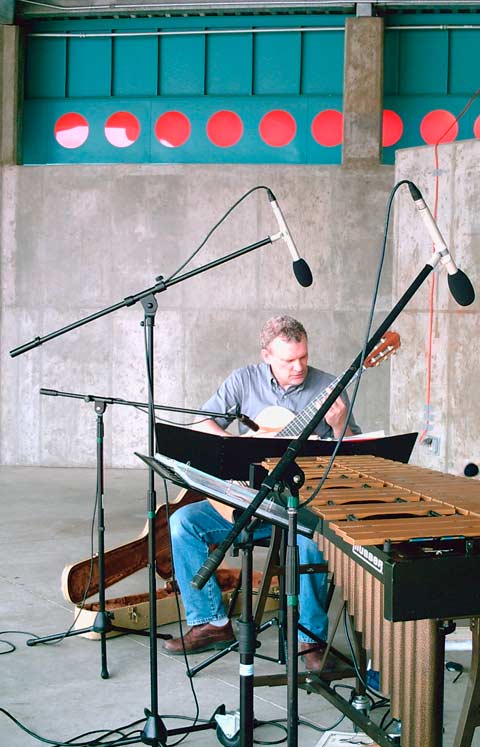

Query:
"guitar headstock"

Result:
[[364, 331, 400, 368]]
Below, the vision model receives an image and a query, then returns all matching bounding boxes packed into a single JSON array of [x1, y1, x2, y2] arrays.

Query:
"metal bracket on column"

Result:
[[356, 2, 373, 16]]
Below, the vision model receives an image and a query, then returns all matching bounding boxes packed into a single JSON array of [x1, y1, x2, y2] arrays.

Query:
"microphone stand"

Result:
[[9, 233, 280, 747], [37, 386, 243, 426], [27, 388, 242, 680], [191, 253, 455, 747]]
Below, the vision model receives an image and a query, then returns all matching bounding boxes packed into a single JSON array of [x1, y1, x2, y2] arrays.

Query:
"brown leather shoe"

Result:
[[163, 621, 236, 655], [299, 641, 352, 675]]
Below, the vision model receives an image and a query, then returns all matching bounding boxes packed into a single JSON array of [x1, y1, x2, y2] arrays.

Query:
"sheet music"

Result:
[[149, 452, 316, 537]]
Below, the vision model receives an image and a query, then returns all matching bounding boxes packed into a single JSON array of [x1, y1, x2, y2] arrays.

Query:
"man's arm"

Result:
[[192, 418, 233, 437], [192, 369, 245, 437]]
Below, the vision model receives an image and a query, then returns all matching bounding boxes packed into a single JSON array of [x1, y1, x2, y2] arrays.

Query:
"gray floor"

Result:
[[1, 465, 478, 747]]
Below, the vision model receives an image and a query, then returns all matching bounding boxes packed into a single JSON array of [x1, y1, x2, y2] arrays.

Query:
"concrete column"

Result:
[[342, 17, 384, 166], [0, 24, 21, 164]]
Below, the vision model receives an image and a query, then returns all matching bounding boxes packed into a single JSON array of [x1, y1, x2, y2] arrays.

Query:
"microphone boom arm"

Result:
[[10, 235, 276, 359]]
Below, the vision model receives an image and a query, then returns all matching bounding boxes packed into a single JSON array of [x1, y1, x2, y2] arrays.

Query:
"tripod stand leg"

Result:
[[96, 419, 110, 680], [26, 402, 111, 679], [238, 527, 256, 747], [214, 523, 258, 747], [286, 495, 300, 747]]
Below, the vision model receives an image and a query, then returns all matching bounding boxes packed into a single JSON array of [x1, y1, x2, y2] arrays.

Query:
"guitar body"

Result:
[[249, 405, 296, 436]]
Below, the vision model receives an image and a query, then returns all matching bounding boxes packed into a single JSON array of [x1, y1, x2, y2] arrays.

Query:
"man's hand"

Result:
[[324, 397, 353, 439]]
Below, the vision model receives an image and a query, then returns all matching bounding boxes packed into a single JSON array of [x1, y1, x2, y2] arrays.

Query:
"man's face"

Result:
[[261, 334, 309, 389]]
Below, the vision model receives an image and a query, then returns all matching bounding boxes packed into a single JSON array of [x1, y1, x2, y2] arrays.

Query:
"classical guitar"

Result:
[[245, 331, 400, 438], [208, 331, 400, 519]]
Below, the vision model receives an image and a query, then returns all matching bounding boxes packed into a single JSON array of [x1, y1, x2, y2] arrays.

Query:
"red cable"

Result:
[[418, 88, 480, 443]]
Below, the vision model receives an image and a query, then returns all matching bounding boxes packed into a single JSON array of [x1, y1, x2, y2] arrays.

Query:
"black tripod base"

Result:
[[26, 611, 173, 648], [142, 711, 168, 745], [108, 705, 226, 747]]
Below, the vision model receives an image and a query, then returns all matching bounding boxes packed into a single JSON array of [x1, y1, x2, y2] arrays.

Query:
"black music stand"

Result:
[[136, 452, 316, 538], [135, 451, 316, 747], [154, 423, 418, 480], [26, 395, 160, 680]]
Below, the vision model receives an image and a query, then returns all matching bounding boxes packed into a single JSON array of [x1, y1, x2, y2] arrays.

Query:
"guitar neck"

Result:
[[275, 332, 399, 438], [276, 368, 360, 438]]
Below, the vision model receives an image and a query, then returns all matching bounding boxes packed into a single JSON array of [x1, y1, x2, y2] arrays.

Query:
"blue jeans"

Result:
[[169, 499, 328, 643]]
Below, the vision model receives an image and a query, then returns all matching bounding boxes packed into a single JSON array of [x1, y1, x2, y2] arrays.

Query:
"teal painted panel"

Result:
[[159, 34, 205, 95], [398, 30, 449, 95], [301, 31, 343, 95], [384, 30, 399, 96], [112, 33, 158, 96], [23, 100, 152, 164], [150, 97, 307, 163], [67, 37, 112, 97], [253, 32, 301, 95], [151, 98, 302, 163], [21, 12, 480, 166], [305, 97, 343, 164], [206, 32, 252, 95], [22, 101, 51, 162], [22, 96, 345, 165], [449, 30, 480, 95], [25, 37, 67, 99], [24, 93, 480, 167], [381, 95, 480, 164]]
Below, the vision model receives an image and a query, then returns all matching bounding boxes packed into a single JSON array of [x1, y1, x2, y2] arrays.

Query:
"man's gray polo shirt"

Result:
[[201, 362, 361, 438]]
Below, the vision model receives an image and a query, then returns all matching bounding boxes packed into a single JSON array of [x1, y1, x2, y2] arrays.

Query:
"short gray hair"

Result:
[[260, 316, 307, 350]]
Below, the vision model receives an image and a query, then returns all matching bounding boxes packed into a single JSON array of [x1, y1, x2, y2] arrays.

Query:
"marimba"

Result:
[[261, 454, 480, 747]]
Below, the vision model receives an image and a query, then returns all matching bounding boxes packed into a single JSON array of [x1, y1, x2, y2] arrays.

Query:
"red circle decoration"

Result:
[[474, 116, 480, 139], [259, 110, 297, 147], [54, 113, 89, 149], [382, 110, 403, 147], [155, 111, 191, 148], [104, 112, 141, 148], [206, 111, 243, 147], [420, 110, 458, 145], [311, 110, 343, 147]]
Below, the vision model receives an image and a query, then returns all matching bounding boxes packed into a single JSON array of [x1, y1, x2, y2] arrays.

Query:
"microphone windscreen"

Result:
[[448, 269, 475, 307], [293, 258, 313, 288]]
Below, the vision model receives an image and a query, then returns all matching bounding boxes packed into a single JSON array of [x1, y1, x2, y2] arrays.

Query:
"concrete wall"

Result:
[[392, 139, 480, 476], [1, 163, 396, 467]]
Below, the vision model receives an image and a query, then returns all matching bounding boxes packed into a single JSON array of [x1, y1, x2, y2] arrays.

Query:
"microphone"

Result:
[[408, 182, 475, 307], [235, 410, 260, 432], [267, 189, 313, 287]]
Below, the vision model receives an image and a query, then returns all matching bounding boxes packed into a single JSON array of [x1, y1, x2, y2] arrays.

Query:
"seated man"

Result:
[[164, 315, 361, 671]]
